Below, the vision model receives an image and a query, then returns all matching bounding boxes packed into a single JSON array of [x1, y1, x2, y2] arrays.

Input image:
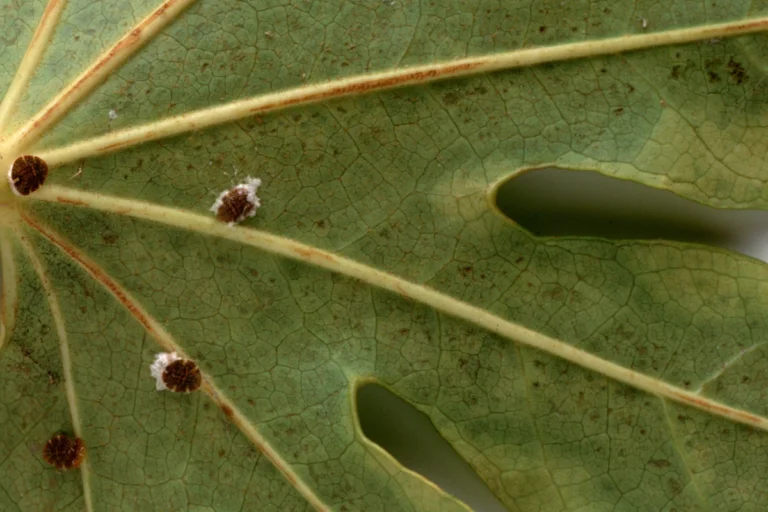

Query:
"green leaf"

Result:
[[1, 1, 767, 510]]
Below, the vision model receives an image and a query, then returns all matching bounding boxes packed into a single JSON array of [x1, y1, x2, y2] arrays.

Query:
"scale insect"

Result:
[[7, 155, 48, 196], [210, 176, 262, 226], [43, 433, 86, 470], [150, 352, 202, 392]]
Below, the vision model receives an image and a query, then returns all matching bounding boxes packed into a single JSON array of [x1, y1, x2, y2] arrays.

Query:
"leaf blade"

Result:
[[3, 1, 768, 510]]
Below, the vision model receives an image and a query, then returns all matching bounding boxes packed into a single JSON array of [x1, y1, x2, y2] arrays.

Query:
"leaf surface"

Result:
[[1, 1, 768, 511]]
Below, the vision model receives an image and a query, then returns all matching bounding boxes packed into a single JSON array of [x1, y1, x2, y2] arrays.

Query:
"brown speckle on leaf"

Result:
[[8, 155, 48, 196], [442, 91, 459, 106], [727, 57, 747, 84]]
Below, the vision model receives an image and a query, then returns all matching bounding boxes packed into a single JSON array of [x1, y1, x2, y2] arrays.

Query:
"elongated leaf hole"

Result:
[[356, 383, 507, 512], [494, 168, 768, 261]]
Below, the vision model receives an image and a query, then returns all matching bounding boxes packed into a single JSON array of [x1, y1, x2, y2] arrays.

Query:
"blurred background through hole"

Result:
[[357, 383, 508, 512], [495, 167, 768, 263]]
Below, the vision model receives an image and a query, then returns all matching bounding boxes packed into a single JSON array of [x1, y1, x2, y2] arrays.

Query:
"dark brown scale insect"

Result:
[[210, 177, 261, 225], [8, 155, 48, 196], [216, 187, 255, 224], [162, 359, 202, 392], [43, 434, 86, 469]]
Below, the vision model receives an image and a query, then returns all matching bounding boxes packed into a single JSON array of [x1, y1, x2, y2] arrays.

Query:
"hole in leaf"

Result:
[[494, 168, 768, 262], [356, 383, 507, 512]]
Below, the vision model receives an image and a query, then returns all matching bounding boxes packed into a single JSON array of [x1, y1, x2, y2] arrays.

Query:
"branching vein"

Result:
[[20, 211, 329, 512], [2, 0, 197, 154]]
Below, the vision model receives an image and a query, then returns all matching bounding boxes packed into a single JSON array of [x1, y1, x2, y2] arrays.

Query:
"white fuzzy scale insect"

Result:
[[150, 352, 203, 392], [150, 352, 181, 391], [209, 177, 262, 226]]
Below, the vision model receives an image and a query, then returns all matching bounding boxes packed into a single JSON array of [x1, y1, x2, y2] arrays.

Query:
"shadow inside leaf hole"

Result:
[[493, 168, 768, 263], [356, 383, 507, 512]]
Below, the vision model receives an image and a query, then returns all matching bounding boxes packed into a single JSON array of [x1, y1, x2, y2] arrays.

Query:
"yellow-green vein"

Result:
[[1, 0, 197, 154], [0, 0, 67, 136], [36, 16, 768, 167], [29, 185, 768, 434], [15, 230, 93, 512], [0, 230, 17, 352], [20, 211, 331, 512]]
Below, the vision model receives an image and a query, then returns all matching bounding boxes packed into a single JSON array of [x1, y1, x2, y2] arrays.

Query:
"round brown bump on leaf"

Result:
[[162, 359, 202, 392], [43, 434, 86, 469], [216, 187, 254, 224], [9, 155, 48, 196]]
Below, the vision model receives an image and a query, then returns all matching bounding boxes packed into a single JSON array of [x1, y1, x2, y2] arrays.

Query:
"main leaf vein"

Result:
[[34, 16, 768, 168], [26, 185, 768, 434]]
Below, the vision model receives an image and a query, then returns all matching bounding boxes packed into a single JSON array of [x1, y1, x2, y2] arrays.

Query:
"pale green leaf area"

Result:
[[0, 0, 767, 511]]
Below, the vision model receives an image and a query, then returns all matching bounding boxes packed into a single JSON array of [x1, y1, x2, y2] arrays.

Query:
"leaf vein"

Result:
[[35, 16, 768, 168], [20, 212, 329, 512], [28, 186, 768, 434], [15, 230, 93, 512]]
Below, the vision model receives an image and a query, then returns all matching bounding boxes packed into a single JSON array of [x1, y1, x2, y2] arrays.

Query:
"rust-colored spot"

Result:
[[9, 155, 48, 195], [671, 391, 760, 425], [292, 246, 333, 262], [56, 196, 87, 206], [162, 359, 202, 392], [220, 404, 234, 418], [43, 434, 86, 469], [249, 62, 484, 115], [101, 139, 138, 152], [283, 470, 297, 485]]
